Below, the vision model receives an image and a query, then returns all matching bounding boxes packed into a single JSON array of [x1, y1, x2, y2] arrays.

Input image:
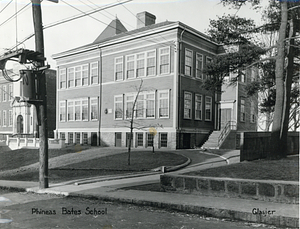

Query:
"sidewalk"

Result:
[[0, 149, 298, 228]]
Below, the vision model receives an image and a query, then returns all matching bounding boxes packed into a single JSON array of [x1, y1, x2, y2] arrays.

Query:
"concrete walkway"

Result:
[[0, 149, 298, 228]]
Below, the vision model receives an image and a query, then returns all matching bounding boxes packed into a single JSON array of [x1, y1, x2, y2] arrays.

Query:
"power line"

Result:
[[0, 0, 13, 14], [0, 2, 30, 28]]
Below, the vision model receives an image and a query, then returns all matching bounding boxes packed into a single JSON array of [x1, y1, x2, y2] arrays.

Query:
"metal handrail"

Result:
[[218, 121, 236, 146]]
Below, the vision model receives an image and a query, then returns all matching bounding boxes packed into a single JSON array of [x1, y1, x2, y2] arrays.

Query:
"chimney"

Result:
[[137, 11, 156, 29]]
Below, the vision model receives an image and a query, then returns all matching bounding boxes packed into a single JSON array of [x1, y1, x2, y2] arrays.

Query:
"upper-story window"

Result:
[[136, 94, 144, 118], [0, 86, 2, 102], [75, 66, 81, 87], [82, 65, 89, 86], [240, 98, 245, 122], [3, 110, 6, 126], [82, 99, 88, 121], [126, 55, 135, 79], [114, 95, 123, 120], [184, 91, 192, 119], [3, 86, 6, 102], [59, 101, 66, 122], [250, 100, 256, 123], [115, 57, 123, 81], [59, 68, 66, 89], [8, 110, 12, 126], [158, 90, 169, 118], [196, 53, 203, 79], [146, 92, 155, 118], [90, 62, 99, 84], [146, 50, 156, 76], [205, 96, 212, 121], [195, 94, 202, 120], [206, 57, 213, 79], [67, 101, 74, 121], [185, 49, 193, 76], [67, 68, 74, 88], [125, 94, 135, 118], [90, 97, 98, 121], [8, 84, 12, 101], [159, 47, 170, 74], [136, 53, 145, 77]]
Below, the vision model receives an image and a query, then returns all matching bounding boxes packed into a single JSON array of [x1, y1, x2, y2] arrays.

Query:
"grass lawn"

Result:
[[0, 145, 91, 171], [185, 156, 299, 181], [0, 151, 187, 183]]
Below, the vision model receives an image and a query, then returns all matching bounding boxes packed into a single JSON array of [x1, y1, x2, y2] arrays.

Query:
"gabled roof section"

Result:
[[93, 18, 128, 43]]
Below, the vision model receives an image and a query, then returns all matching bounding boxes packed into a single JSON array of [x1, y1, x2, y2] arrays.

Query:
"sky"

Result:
[[0, 0, 266, 69]]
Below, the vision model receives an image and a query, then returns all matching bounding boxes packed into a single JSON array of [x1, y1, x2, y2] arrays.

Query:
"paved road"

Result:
[[0, 190, 272, 229]]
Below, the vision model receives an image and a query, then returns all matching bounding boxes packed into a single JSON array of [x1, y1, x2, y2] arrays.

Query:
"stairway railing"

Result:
[[218, 121, 236, 147]]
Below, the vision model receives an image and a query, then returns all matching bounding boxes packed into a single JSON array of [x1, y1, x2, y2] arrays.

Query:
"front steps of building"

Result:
[[201, 131, 221, 149]]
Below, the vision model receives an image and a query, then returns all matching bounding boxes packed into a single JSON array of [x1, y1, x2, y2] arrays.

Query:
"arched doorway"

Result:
[[17, 115, 23, 134]]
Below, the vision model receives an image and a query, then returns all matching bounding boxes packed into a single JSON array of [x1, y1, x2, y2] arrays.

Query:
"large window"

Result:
[[126, 55, 135, 79], [75, 66, 81, 87], [82, 99, 88, 121], [68, 132, 73, 144], [8, 110, 12, 126], [206, 57, 213, 79], [185, 49, 193, 76], [82, 65, 89, 86], [114, 95, 123, 120], [158, 90, 169, 118], [67, 101, 74, 121], [90, 98, 98, 120], [250, 100, 256, 123], [67, 68, 74, 88], [146, 50, 156, 76], [159, 47, 170, 74], [240, 98, 245, 122], [8, 84, 12, 101], [146, 92, 155, 118], [125, 95, 134, 118], [137, 133, 143, 147], [59, 68, 66, 89], [196, 53, 203, 79], [90, 62, 98, 84], [3, 110, 6, 126], [160, 133, 168, 147], [115, 57, 123, 81], [147, 133, 153, 147], [75, 101, 81, 121], [136, 94, 144, 118], [184, 92, 192, 119], [195, 94, 202, 120], [3, 86, 6, 101], [205, 96, 212, 121], [136, 53, 145, 77], [59, 101, 66, 122]]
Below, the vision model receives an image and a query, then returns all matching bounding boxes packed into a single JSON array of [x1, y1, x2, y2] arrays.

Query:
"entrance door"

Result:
[[91, 132, 97, 146], [17, 115, 24, 134], [115, 132, 122, 147], [221, 108, 231, 129]]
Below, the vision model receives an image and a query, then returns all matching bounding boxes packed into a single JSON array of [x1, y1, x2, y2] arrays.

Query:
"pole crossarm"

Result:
[[0, 49, 45, 65]]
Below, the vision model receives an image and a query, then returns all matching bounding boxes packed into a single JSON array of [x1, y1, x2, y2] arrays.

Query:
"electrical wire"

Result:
[[0, 2, 30, 28], [0, 0, 13, 14]]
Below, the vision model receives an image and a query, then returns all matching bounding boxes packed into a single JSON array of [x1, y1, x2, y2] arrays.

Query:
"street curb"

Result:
[[68, 192, 299, 228], [164, 157, 191, 173]]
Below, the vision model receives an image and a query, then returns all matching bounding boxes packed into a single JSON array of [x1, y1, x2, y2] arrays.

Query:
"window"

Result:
[[75, 66, 81, 87], [185, 49, 193, 76], [115, 57, 123, 81], [147, 133, 153, 147], [90, 98, 98, 120], [8, 84, 12, 101], [196, 53, 203, 79], [82, 99, 88, 121], [0, 112, 2, 126], [195, 94, 202, 120], [67, 101, 74, 121], [59, 68, 66, 89], [158, 90, 169, 118], [59, 101, 66, 122], [136, 53, 145, 77], [68, 132, 73, 144], [8, 110, 12, 126], [67, 68, 74, 88], [146, 50, 156, 76], [136, 94, 144, 118], [126, 55, 135, 79], [240, 70, 246, 83], [159, 47, 170, 74], [206, 57, 213, 79], [3, 110, 6, 126], [184, 92, 192, 119], [160, 133, 168, 147], [146, 92, 155, 118], [3, 86, 6, 101], [240, 98, 245, 122], [83, 133, 88, 145], [137, 133, 143, 147], [82, 64, 89, 86], [60, 132, 65, 140], [75, 101, 81, 121], [125, 95, 135, 119], [75, 132, 81, 144], [114, 95, 123, 120], [205, 96, 212, 121], [0, 86, 2, 102], [250, 100, 256, 123], [90, 62, 98, 84]]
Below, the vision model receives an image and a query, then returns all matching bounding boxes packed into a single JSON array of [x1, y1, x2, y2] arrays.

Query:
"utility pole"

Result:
[[31, 0, 48, 189]]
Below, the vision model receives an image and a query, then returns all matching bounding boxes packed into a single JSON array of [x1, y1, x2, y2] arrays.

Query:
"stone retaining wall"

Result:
[[160, 174, 299, 204]]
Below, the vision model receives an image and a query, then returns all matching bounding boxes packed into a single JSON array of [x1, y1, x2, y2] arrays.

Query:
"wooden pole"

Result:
[[32, 0, 49, 189]]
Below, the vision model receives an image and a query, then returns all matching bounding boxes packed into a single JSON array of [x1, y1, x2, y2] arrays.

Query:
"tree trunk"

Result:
[[269, 1, 288, 159]]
